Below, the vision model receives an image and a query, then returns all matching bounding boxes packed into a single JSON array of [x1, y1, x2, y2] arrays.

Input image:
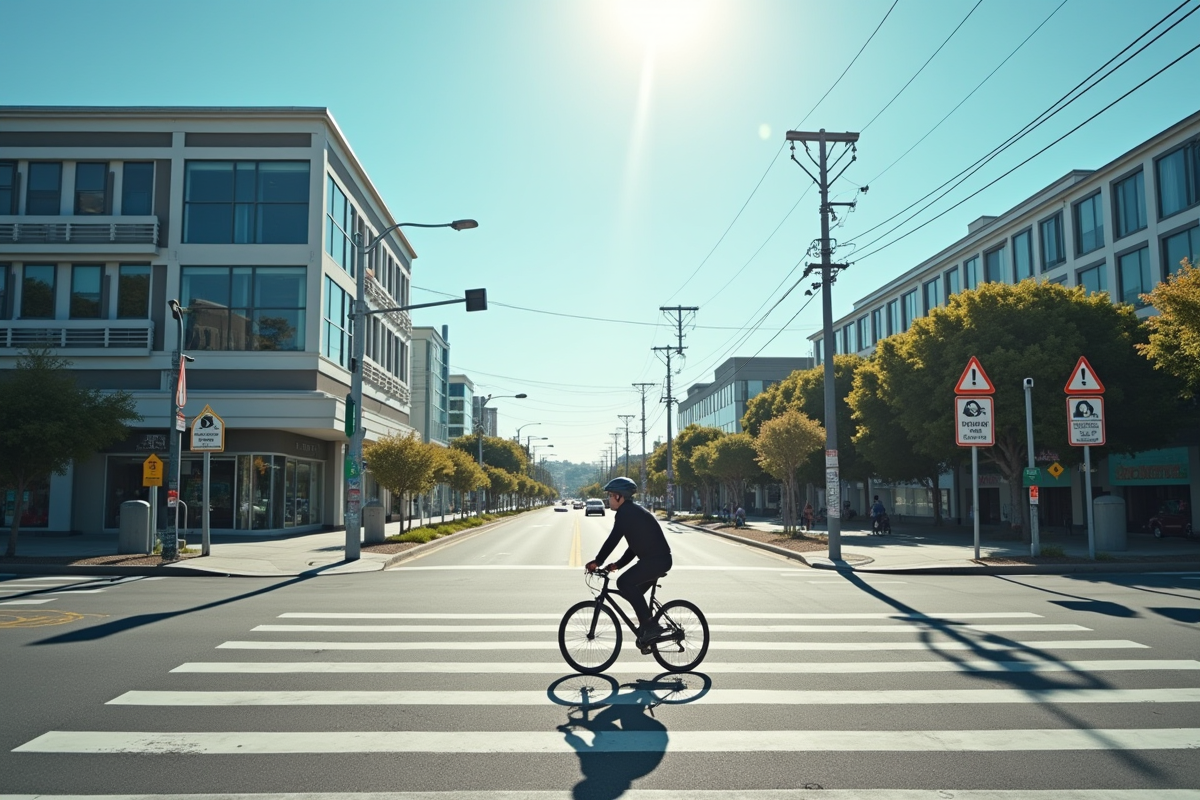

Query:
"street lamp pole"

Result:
[[526, 435, 548, 473], [163, 300, 192, 562], [514, 422, 540, 443], [474, 392, 527, 516], [346, 218, 478, 560]]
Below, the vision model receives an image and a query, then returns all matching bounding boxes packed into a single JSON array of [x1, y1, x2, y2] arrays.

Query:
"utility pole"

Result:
[[786, 128, 859, 561], [653, 305, 698, 519], [618, 415, 634, 476], [632, 383, 655, 499]]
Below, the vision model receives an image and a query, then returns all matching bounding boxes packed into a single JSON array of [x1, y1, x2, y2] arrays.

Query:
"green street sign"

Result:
[[1022, 467, 1041, 486]]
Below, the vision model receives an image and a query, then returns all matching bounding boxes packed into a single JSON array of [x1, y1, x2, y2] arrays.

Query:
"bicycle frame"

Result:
[[583, 570, 662, 637]]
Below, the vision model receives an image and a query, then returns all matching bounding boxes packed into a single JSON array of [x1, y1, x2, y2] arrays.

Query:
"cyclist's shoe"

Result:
[[636, 623, 668, 647]]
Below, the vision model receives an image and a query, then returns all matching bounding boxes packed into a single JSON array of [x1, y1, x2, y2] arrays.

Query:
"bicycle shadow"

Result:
[[550, 672, 710, 800]]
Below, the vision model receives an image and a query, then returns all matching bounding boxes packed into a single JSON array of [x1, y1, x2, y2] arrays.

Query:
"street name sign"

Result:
[[190, 404, 226, 452], [142, 454, 163, 487], [1065, 356, 1105, 394], [955, 356, 995, 394], [1067, 396, 1105, 446], [956, 396, 995, 446]]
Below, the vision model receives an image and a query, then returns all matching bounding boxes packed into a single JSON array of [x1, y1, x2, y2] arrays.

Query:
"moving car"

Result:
[[572, 500, 584, 509], [1147, 499, 1193, 538], [554, 503, 569, 512], [584, 499, 605, 516]]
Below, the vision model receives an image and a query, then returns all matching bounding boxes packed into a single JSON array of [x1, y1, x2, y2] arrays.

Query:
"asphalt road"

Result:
[[3, 506, 1200, 799]]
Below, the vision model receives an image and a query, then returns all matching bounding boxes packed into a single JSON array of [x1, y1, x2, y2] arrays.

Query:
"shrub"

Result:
[[1040, 544, 1066, 557]]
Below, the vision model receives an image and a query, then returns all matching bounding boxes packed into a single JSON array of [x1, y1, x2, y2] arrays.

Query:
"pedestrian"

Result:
[[734, 505, 745, 528], [802, 502, 814, 532]]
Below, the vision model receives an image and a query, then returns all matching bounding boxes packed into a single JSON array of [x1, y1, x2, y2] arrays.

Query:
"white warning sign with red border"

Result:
[[955, 356, 995, 395], [956, 396, 995, 446], [1065, 356, 1105, 395], [1067, 395, 1105, 446]]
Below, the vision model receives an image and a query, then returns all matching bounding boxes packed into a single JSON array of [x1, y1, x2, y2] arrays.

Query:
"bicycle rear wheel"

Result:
[[559, 601, 622, 674], [651, 599, 709, 672]]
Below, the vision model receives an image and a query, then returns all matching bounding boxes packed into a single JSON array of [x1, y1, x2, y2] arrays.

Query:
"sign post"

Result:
[[142, 454, 163, 553], [955, 357, 996, 560], [190, 405, 226, 557], [1065, 357, 1106, 559]]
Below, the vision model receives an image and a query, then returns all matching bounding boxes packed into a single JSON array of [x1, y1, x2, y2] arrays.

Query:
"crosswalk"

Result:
[[0, 574, 163, 604], [10, 593, 1200, 797]]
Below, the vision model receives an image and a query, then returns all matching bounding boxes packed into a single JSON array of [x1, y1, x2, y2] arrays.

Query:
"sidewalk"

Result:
[[3, 512, 1199, 578], [674, 514, 1200, 575]]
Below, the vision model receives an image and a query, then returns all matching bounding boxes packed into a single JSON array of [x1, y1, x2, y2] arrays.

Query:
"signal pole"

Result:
[[785, 128, 859, 561], [632, 382, 655, 498], [654, 305, 698, 519], [618, 415, 635, 476]]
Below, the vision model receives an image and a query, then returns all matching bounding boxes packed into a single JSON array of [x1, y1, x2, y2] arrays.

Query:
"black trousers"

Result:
[[617, 556, 672, 627]]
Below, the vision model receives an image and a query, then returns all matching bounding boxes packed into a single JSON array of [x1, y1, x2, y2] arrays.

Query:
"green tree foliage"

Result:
[[672, 425, 725, 511], [698, 433, 765, 511], [450, 434, 527, 474], [0, 349, 142, 556], [484, 466, 518, 512], [867, 280, 1184, 539], [741, 355, 872, 486], [1138, 259, 1200, 397], [443, 447, 488, 518], [365, 432, 445, 531], [754, 410, 825, 533]]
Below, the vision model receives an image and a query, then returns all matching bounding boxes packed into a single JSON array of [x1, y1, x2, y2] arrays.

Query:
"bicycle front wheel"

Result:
[[651, 599, 709, 672], [559, 601, 622, 674]]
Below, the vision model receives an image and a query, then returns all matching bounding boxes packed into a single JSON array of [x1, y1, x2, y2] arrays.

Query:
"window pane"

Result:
[[234, 163, 256, 202], [1013, 231, 1033, 281], [1075, 194, 1104, 255], [1157, 149, 1188, 218], [182, 267, 231, 307], [259, 162, 309, 202], [963, 257, 979, 289], [0, 161, 14, 214], [1040, 214, 1064, 269], [0, 268, 8, 320], [1118, 247, 1151, 306], [256, 267, 305, 307], [232, 267, 252, 308], [185, 204, 233, 243], [117, 264, 150, 318], [22, 265, 56, 318], [254, 309, 304, 350], [186, 162, 233, 202], [74, 163, 108, 215], [122, 162, 154, 215], [26, 163, 62, 215], [70, 265, 102, 318], [1078, 263, 1107, 295], [944, 267, 959, 296], [258, 203, 308, 243], [1162, 227, 1200, 277], [985, 248, 1005, 283], [1115, 171, 1146, 238]]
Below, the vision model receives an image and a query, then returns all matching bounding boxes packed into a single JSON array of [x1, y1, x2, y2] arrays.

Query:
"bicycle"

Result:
[[558, 569, 709, 675]]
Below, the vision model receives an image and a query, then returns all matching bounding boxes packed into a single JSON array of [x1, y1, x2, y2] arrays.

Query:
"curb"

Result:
[[382, 515, 520, 568], [0, 562, 225, 578], [672, 520, 876, 569]]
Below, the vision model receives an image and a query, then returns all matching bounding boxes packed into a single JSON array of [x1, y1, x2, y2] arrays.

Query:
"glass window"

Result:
[[117, 264, 151, 318], [901, 290, 918, 330], [1113, 170, 1146, 239], [1077, 262, 1107, 296], [1012, 230, 1033, 281], [182, 266, 307, 351], [944, 266, 959, 297], [1118, 246, 1152, 307], [0, 161, 15, 214], [183, 161, 309, 244], [1162, 226, 1200, 278], [322, 276, 353, 368], [886, 299, 900, 336], [984, 246, 1006, 283], [22, 265, 56, 318], [923, 277, 940, 312], [814, 337, 824, 365], [843, 322, 858, 354], [70, 265, 102, 318], [1074, 193, 1105, 256], [1156, 141, 1198, 219], [26, 163, 62, 215], [870, 308, 882, 344], [0, 266, 8, 320], [122, 162, 154, 215], [963, 256, 980, 289], [74, 162, 108, 215], [856, 315, 870, 349], [325, 175, 356, 276], [1039, 212, 1065, 270]]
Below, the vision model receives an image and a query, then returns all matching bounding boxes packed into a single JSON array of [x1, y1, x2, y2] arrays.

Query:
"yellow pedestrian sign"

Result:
[[142, 454, 163, 487]]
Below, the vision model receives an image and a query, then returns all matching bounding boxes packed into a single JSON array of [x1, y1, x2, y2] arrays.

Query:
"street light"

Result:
[[163, 299, 195, 562], [475, 393, 527, 515], [525, 435, 548, 468], [514, 422, 541, 442], [345, 218, 480, 561], [531, 442, 553, 473]]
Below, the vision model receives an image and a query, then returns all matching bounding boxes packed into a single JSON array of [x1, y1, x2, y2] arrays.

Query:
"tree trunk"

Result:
[[5, 478, 28, 558]]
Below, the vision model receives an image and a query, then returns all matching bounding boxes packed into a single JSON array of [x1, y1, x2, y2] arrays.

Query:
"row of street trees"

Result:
[[637, 266, 1200, 540]]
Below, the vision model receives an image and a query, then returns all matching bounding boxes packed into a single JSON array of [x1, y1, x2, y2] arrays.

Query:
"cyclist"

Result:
[[870, 495, 887, 534], [585, 477, 673, 650]]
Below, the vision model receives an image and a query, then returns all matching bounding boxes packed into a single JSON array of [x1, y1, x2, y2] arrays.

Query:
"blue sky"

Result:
[[6, 0, 1198, 466]]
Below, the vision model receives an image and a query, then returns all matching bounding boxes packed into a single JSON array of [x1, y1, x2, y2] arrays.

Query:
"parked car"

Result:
[[1147, 499, 1193, 538], [572, 500, 584, 509], [584, 498, 605, 516]]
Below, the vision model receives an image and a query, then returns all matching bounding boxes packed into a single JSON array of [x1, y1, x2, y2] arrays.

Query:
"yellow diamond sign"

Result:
[[1047, 462, 1064, 479]]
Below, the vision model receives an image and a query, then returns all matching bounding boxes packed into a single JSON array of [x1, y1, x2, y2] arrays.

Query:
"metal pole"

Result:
[[1023, 378, 1040, 556], [633, 382, 653, 499], [664, 350, 674, 518], [817, 131, 842, 561], [164, 310, 183, 561], [476, 401, 486, 516], [202, 450, 211, 556], [972, 445, 980, 560], [1084, 445, 1096, 559], [344, 231, 368, 560]]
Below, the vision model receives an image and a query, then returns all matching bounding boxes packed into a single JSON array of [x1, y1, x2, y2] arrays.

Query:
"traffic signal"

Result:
[[465, 288, 487, 312]]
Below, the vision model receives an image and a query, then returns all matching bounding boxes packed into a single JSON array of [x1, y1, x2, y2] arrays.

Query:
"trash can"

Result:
[[363, 499, 386, 543], [118, 500, 152, 554], [1093, 495, 1127, 552]]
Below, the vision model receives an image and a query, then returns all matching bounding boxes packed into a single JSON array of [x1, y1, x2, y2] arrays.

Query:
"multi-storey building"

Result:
[[678, 356, 813, 433], [811, 109, 1200, 528], [447, 374, 475, 440], [0, 106, 423, 535], [472, 398, 498, 437], [410, 325, 450, 446]]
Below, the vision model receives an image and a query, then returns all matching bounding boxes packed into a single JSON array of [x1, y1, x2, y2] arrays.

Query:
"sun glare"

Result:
[[618, 0, 705, 50]]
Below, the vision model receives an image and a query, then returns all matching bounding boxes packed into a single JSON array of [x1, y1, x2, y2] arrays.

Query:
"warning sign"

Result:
[[190, 404, 226, 453], [955, 356, 995, 395], [1065, 356, 1105, 395], [1067, 396, 1105, 446], [142, 454, 163, 487], [956, 396, 995, 446]]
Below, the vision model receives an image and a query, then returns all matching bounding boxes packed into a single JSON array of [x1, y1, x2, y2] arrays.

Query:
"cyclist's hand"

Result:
[[585, 560, 598, 574], [604, 563, 619, 573]]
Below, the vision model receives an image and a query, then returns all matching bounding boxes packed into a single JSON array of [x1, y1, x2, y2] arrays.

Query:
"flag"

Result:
[[176, 358, 187, 408]]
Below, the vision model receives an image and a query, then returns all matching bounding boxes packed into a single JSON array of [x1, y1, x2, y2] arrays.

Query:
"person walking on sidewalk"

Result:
[[802, 502, 814, 532]]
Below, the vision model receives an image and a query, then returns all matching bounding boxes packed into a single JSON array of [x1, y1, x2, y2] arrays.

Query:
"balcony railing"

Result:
[[0, 215, 160, 252], [364, 271, 412, 336], [364, 359, 411, 405], [0, 319, 154, 353]]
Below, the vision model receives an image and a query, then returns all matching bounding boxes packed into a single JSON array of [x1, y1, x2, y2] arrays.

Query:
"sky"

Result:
[[5, 0, 1199, 467]]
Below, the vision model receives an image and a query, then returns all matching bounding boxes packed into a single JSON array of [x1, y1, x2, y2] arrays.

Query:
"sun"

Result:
[[617, 0, 706, 50]]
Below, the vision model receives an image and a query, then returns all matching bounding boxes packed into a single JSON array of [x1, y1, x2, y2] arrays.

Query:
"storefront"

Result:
[[1109, 447, 1192, 533]]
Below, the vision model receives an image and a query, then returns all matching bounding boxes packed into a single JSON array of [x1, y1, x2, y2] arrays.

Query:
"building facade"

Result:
[[0, 106, 424, 535], [410, 325, 449, 446], [447, 373, 475, 440], [678, 356, 814, 433], [472, 398, 497, 437], [811, 110, 1200, 529]]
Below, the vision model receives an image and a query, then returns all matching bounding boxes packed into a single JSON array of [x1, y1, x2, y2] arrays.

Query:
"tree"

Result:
[[443, 447, 487, 518], [450, 434, 527, 474], [754, 410, 825, 533], [364, 432, 443, 531], [0, 349, 142, 557], [867, 281, 1185, 539], [1137, 259, 1200, 396], [699, 433, 764, 513], [672, 425, 724, 513], [485, 466, 517, 512]]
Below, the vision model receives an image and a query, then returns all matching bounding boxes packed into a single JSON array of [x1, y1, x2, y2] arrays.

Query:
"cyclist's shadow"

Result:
[[553, 674, 709, 800]]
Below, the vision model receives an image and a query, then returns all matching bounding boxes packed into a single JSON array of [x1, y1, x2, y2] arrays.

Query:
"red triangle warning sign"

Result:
[[955, 356, 995, 394], [1065, 356, 1105, 394]]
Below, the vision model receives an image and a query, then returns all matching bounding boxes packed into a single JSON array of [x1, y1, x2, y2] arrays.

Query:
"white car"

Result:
[[584, 499, 605, 517]]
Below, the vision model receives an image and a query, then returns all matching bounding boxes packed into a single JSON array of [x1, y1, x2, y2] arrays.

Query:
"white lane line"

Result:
[[801, 579, 908, 584], [18, 576, 90, 581], [391, 565, 806, 571], [172, 659, 1200, 675], [2, 589, 105, 594], [277, 611, 1043, 621], [218, 638, 1146, 652], [18, 727, 1200, 754], [1, 792, 1196, 800], [0, 599, 56, 605], [251, 623, 1088, 633]]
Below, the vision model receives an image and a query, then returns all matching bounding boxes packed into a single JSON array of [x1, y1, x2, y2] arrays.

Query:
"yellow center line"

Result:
[[569, 518, 582, 568]]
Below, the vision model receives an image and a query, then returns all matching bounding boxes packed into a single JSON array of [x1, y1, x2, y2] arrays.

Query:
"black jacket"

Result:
[[594, 500, 672, 569]]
